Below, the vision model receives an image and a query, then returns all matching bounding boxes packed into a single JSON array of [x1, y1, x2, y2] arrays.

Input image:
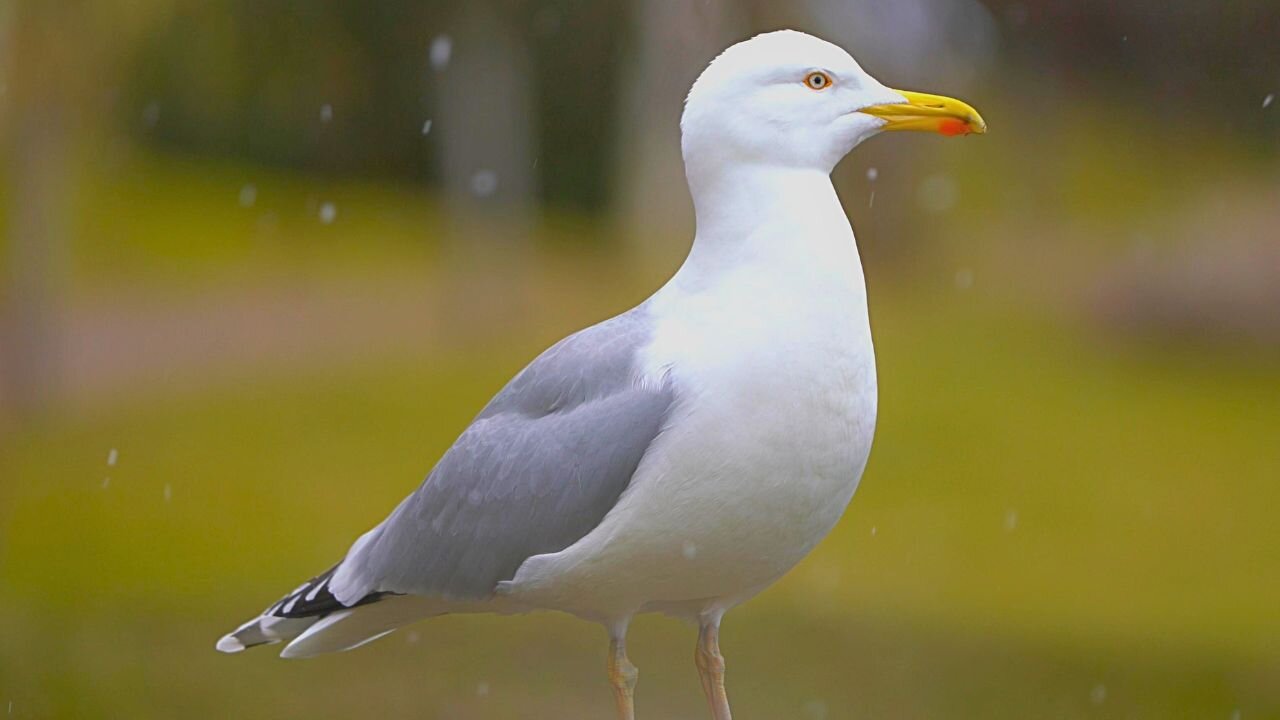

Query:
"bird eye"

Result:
[[805, 71, 832, 90]]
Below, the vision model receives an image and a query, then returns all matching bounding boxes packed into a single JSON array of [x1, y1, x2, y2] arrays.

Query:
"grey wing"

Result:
[[328, 306, 673, 604]]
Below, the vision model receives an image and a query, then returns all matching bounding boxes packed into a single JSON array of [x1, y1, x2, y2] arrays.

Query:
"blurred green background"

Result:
[[2, 1, 1279, 718]]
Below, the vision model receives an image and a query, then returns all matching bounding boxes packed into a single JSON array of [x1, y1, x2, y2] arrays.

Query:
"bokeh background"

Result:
[[2, 1, 1279, 717]]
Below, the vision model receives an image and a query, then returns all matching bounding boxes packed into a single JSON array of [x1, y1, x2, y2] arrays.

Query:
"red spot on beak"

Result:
[[939, 118, 971, 137]]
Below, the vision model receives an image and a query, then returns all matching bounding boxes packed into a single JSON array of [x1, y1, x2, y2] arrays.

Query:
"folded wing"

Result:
[[329, 306, 674, 605]]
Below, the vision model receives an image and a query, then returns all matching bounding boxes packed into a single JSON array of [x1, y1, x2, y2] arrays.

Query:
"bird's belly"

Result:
[[623, 376, 873, 602], [506, 334, 877, 619]]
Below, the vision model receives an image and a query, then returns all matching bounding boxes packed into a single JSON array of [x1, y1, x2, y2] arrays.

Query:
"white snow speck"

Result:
[[107, 448, 118, 467], [319, 202, 337, 224], [320, 104, 333, 123], [802, 699, 828, 720], [1231, 710, 1241, 720], [102, 477, 110, 489], [866, 167, 878, 182], [954, 268, 974, 290], [476, 682, 490, 697], [1004, 509, 1018, 532], [870, 526, 878, 536], [868, 191, 875, 208], [470, 170, 498, 198], [682, 541, 698, 560], [406, 630, 420, 644], [163, 484, 172, 502], [430, 35, 453, 71], [1090, 684, 1107, 705], [142, 102, 161, 129], [918, 173, 958, 213], [239, 184, 257, 208], [1264, 94, 1275, 109], [421, 119, 433, 135]]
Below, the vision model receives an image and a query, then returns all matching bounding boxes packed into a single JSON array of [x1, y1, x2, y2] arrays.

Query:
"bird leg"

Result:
[[607, 635, 639, 720], [695, 621, 732, 720]]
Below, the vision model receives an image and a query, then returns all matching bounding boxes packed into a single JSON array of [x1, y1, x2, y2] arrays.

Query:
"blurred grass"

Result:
[[2, 147, 1279, 718]]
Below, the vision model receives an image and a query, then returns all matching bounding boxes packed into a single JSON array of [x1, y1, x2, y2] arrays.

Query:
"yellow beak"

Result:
[[860, 90, 987, 136]]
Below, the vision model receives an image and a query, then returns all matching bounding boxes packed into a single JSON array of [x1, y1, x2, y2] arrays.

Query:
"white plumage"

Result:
[[217, 29, 984, 720]]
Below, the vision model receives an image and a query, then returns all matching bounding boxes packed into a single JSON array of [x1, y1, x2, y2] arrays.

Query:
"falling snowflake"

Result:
[[476, 682, 490, 697], [239, 184, 257, 208], [319, 202, 337, 224], [107, 448, 118, 467], [954, 268, 974, 290], [1004, 509, 1018, 532], [865, 167, 878, 182], [1264, 94, 1275, 109], [421, 119, 433, 136], [470, 170, 498, 198], [430, 35, 453, 71], [142, 102, 161, 129], [1090, 684, 1107, 705], [918, 173, 958, 213], [320, 104, 333, 123], [163, 484, 173, 502], [682, 541, 698, 560]]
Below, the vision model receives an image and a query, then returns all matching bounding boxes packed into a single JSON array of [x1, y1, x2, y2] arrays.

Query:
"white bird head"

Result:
[[681, 30, 986, 177]]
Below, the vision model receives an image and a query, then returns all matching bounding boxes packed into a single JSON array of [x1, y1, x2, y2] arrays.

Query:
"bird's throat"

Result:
[[678, 165, 864, 292]]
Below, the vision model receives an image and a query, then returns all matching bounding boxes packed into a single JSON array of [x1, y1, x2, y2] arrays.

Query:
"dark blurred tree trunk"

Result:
[[614, 0, 745, 268], [434, 0, 537, 343], [2, 3, 73, 424]]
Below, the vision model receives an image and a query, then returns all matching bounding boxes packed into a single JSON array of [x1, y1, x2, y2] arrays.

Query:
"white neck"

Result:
[[667, 163, 866, 295]]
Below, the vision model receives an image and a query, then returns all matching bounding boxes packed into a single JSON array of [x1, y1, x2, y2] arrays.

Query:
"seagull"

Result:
[[216, 29, 985, 719]]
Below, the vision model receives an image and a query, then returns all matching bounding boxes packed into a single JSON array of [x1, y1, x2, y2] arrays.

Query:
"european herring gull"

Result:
[[217, 29, 985, 720]]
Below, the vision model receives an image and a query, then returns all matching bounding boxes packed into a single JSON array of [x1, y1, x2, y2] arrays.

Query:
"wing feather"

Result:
[[330, 306, 673, 603]]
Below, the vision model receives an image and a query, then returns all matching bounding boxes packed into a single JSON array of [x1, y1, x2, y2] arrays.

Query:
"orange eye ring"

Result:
[[805, 71, 833, 91]]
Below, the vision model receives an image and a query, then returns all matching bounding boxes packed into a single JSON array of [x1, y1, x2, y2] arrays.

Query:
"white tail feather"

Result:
[[279, 596, 447, 658]]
